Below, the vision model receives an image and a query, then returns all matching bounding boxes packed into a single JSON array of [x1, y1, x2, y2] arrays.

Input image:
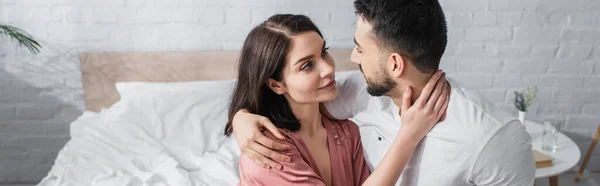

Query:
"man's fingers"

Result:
[[255, 135, 291, 161], [401, 86, 413, 115], [414, 70, 444, 106], [255, 134, 290, 151], [250, 142, 288, 167], [246, 148, 282, 170], [244, 149, 270, 169], [261, 117, 285, 140]]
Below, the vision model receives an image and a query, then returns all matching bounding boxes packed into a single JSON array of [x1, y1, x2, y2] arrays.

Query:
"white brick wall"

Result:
[[0, 0, 599, 183]]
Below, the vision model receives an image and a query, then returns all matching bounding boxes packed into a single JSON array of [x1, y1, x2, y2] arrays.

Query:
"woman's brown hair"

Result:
[[224, 14, 325, 136]]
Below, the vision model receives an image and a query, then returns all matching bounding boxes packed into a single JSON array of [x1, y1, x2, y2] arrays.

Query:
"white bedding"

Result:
[[39, 71, 359, 186], [38, 80, 242, 186]]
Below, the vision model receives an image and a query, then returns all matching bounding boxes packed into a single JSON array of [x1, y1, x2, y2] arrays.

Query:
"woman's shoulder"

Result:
[[239, 129, 320, 184], [238, 129, 299, 171]]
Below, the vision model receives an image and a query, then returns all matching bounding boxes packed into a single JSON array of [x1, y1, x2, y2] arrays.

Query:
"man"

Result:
[[231, 0, 535, 185]]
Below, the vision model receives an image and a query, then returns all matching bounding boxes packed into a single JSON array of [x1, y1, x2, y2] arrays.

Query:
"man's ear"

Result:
[[267, 79, 286, 95], [388, 53, 406, 79]]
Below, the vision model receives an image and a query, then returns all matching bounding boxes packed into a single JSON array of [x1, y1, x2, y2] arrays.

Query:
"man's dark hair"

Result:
[[354, 0, 447, 74]]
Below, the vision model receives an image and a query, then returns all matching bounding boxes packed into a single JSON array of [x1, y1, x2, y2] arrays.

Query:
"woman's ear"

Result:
[[267, 79, 286, 95]]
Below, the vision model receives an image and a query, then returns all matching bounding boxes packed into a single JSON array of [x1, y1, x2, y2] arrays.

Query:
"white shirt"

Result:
[[325, 71, 535, 186]]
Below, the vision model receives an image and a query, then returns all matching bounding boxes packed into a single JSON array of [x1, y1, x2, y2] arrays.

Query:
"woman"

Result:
[[224, 14, 448, 186]]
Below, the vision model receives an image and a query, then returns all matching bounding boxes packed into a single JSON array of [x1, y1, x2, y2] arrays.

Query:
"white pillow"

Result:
[[110, 79, 242, 184], [115, 70, 358, 98], [115, 79, 236, 99], [113, 78, 237, 149]]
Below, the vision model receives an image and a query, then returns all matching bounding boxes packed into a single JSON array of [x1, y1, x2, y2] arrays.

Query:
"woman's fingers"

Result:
[[413, 70, 444, 107]]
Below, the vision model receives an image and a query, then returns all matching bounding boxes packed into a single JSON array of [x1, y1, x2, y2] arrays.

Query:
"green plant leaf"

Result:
[[0, 24, 42, 54]]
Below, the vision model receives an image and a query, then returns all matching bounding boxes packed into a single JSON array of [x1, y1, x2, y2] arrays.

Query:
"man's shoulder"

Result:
[[447, 77, 531, 143], [447, 77, 517, 128], [444, 78, 527, 146]]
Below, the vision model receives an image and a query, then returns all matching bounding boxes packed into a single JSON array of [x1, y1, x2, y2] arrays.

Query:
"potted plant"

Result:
[[1, 24, 42, 54], [514, 86, 537, 125]]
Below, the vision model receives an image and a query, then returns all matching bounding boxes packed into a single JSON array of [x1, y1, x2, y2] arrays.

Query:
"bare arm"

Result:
[[231, 110, 291, 170], [238, 131, 326, 186], [363, 70, 449, 186]]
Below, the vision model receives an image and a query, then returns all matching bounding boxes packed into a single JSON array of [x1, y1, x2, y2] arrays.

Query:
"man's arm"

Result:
[[238, 131, 326, 186], [470, 120, 535, 186], [231, 109, 291, 170]]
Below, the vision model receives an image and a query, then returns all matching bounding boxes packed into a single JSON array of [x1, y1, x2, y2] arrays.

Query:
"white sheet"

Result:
[[39, 90, 242, 186]]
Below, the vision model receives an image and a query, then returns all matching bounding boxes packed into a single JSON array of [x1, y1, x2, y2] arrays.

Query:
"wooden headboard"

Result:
[[80, 49, 358, 112]]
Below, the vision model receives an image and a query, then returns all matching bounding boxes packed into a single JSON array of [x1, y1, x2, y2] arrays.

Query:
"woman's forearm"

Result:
[[362, 130, 419, 186]]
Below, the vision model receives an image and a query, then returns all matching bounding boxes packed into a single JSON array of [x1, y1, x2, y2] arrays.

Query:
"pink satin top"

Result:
[[238, 115, 371, 186]]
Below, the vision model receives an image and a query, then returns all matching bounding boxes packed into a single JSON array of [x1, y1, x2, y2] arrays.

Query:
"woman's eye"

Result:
[[301, 62, 313, 71]]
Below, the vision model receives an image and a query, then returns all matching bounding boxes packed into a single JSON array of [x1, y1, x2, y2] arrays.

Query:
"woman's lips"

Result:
[[319, 80, 336, 90]]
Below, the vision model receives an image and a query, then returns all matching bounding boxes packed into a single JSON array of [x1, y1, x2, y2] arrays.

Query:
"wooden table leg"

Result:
[[549, 176, 558, 186]]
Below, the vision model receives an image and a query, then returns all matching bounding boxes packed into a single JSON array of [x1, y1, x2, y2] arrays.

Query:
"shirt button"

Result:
[[378, 137, 382, 141]]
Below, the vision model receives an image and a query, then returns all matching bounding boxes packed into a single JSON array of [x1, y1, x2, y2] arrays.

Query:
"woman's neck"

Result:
[[287, 101, 323, 137]]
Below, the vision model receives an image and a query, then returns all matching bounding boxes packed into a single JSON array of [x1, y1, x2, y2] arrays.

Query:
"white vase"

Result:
[[518, 111, 526, 125]]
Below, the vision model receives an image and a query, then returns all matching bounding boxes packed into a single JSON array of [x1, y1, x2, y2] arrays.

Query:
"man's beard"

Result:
[[359, 64, 396, 97]]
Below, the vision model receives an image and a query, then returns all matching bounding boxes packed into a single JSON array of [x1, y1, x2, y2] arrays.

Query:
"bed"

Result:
[[38, 50, 359, 186]]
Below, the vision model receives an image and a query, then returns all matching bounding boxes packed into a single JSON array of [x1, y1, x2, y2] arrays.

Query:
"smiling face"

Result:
[[226, 14, 334, 134], [268, 31, 338, 104]]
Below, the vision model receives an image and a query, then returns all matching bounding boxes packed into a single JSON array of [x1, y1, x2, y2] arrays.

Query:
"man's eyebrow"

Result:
[[354, 38, 361, 48]]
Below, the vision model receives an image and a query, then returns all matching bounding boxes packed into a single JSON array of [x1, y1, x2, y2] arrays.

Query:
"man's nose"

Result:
[[351, 47, 361, 65]]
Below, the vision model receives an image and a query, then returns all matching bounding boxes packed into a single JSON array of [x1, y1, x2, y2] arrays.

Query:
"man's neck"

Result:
[[390, 76, 431, 113], [392, 80, 450, 120]]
